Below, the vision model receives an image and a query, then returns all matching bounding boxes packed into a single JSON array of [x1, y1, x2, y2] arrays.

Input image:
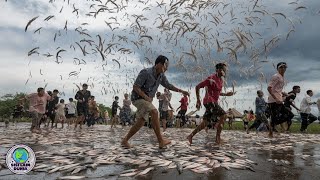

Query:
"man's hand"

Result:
[[196, 99, 202, 110]]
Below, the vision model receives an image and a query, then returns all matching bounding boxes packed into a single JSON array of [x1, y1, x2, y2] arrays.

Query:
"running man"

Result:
[[111, 96, 121, 128], [283, 86, 301, 131], [267, 62, 288, 137], [22, 87, 52, 133], [160, 88, 174, 131], [121, 55, 189, 148], [74, 83, 91, 129], [187, 63, 235, 145], [300, 90, 318, 132], [45, 89, 59, 128], [176, 93, 189, 127]]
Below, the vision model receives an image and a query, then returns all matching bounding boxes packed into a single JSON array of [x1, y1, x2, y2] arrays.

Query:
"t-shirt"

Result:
[[66, 102, 76, 114], [123, 99, 131, 108], [196, 73, 223, 105], [112, 101, 120, 113], [284, 91, 296, 108], [268, 73, 285, 103], [161, 92, 172, 111], [179, 96, 188, 110], [75, 90, 91, 107], [47, 96, 59, 112], [56, 103, 65, 116], [27, 93, 51, 114]]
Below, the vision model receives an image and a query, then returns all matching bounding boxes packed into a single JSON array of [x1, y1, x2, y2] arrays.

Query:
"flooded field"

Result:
[[0, 123, 319, 180]]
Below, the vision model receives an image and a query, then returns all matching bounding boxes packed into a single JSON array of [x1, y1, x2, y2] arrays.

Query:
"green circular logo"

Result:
[[13, 148, 29, 163]]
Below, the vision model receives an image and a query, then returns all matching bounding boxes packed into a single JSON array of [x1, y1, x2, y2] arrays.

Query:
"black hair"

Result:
[[307, 90, 313, 95], [155, 55, 169, 65], [53, 89, 59, 93], [293, 86, 300, 90], [47, 91, 52, 96], [37, 87, 44, 93], [115, 96, 119, 100], [91, 96, 95, 99], [60, 99, 64, 103], [250, 110, 254, 114], [82, 83, 88, 87], [276, 62, 287, 69], [69, 98, 73, 101], [215, 63, 226, 70], [244, 110, 248, 113], [257, 90, 263, 94]]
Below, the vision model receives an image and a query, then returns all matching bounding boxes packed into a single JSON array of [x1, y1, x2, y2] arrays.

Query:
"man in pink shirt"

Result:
[[267, 62, 289, 137], [23, 87, 51, 133], [187, 63, 235, 145]]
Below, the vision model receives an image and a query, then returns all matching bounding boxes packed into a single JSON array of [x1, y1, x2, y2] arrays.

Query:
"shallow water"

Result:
[[0, 123, 319, 180]]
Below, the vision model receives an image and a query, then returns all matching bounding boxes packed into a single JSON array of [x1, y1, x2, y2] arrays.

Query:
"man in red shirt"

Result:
[[187, 63, 234, 144], [176, 94, 188, 126]]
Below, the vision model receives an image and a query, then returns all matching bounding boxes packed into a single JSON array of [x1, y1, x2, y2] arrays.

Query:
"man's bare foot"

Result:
[[159, 138, 171, 149], [121, 139, 133, 148], [187, 135, 193, 145]]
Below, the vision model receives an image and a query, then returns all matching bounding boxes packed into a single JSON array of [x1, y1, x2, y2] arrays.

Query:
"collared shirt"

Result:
[[300, 95, 313, 114], [255, 97, 267, 115], [268, 73, 285, 103], [131, 67, 174, 102], [196, 73, 223, 105]]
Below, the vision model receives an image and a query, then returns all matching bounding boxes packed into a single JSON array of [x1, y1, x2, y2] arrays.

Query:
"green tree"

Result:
[[0, 93, 26, 118], [98, 103, 112, 116]]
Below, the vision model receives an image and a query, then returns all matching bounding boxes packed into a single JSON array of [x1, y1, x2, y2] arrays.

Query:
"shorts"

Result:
[[244, 121, 249, 125], [66, 114, 75, 119], [77, 105, 88, 117], [111, 111, 117, 118], [203, 103, 226, 123], [160, 110, 169, 120], [133, 99, 156, 121]]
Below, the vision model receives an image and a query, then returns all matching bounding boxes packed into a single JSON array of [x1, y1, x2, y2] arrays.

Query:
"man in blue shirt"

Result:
[[121, 55, 189, 149]]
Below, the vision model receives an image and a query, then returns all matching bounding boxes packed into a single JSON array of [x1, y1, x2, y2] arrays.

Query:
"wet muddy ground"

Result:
[[0, 123, 319, 180]]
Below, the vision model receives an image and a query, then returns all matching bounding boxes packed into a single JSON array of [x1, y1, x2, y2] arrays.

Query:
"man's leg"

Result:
[[300, 113, 308, 132], [286, 110, 294, 131], [149, 109, 170, 148], [187, 119, 208, 144], [306, 113, 317, 129], [121, 117, 145, 148], [30, 112, 38, 132], [215, 114, 227, 144]]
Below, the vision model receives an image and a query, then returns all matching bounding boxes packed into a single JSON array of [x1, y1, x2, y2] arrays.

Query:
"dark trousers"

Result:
[[268, 103, 291, 130], [300, 113, 317, 131]]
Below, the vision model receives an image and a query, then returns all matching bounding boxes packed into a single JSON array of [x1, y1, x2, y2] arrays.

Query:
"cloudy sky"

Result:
[[0, 0, 319, 115]]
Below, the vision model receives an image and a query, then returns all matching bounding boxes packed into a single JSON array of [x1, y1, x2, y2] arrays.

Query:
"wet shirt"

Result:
[[179, 96, 188, 110], [131, 67, 174, 102], [268, 73, 285, 103], [196, 73, 223, 105], [284, 91, 296, 108], [27, 93, 51, 114], [75, 90, 91, 107], [255, 97, 267, 115]]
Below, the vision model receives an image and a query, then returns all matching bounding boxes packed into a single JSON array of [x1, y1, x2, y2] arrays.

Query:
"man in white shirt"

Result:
[[300, 90, 317, 132]]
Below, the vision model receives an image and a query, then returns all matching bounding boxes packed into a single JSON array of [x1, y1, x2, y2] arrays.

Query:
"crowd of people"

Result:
[[7, 55, 320, 149]]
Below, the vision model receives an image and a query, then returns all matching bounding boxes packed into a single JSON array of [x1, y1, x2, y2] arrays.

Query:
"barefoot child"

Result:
[[55, 99, 66, 128]]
